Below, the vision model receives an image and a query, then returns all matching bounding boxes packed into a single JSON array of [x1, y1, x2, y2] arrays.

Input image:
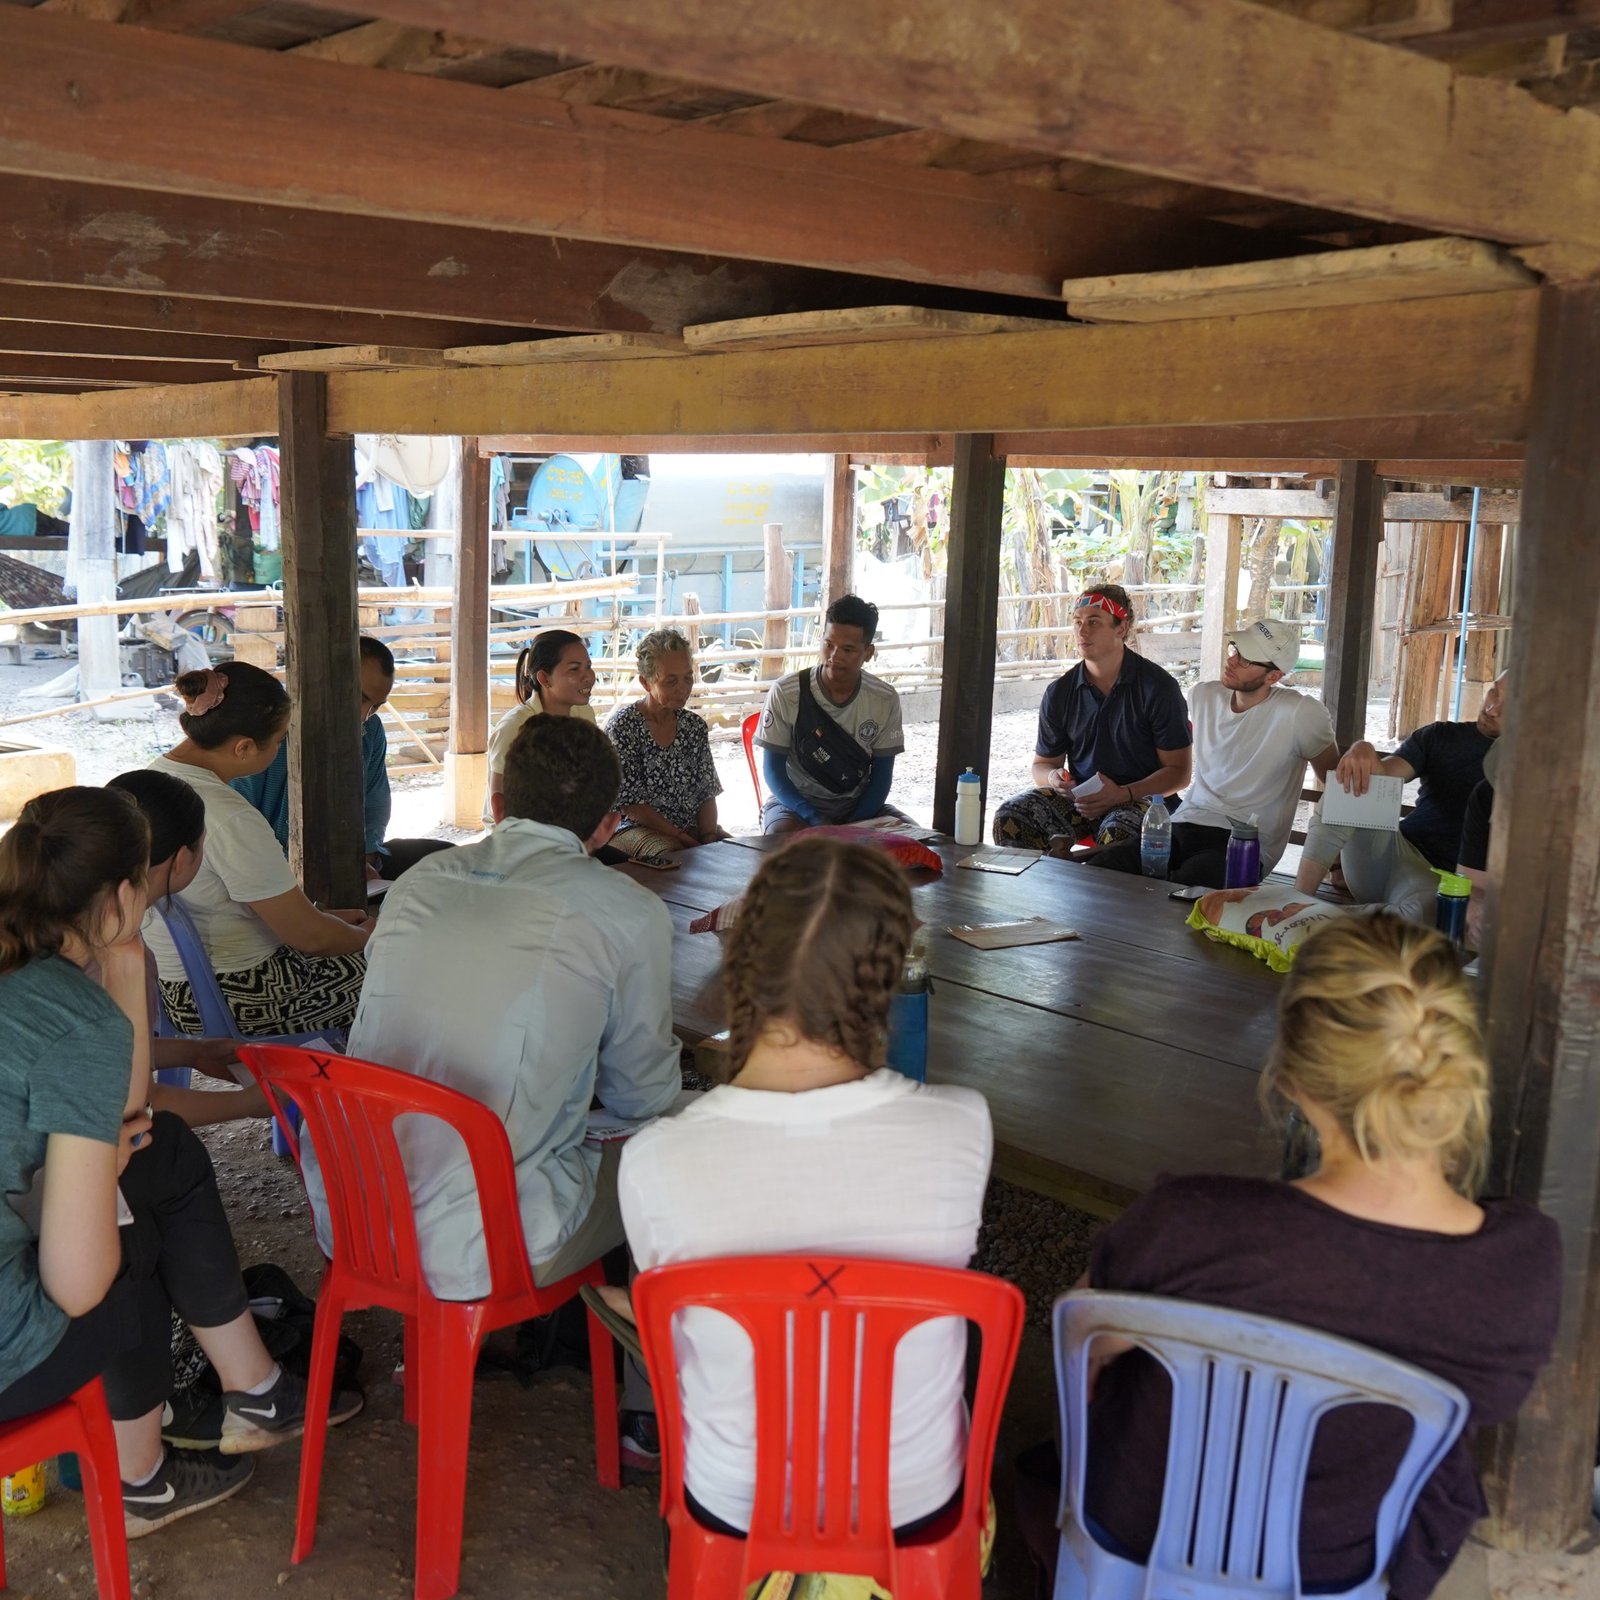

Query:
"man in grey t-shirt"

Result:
[[755, 594, 906, 832]]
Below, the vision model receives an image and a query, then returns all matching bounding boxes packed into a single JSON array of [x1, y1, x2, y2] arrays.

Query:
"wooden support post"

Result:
[[1323, 459, 1384, 750], [933, 434, 1005, 835], [1478, 286, 1600, 1553], [1198, 509, 1243, 682], [277, 371, 364, 910], [821, 455, 854, 612], [761, 522, 791, 681], [446, 438, 491, 828], [68, 438, 121, 717]]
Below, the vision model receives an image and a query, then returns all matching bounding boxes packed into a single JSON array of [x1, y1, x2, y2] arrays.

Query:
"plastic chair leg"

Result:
[[73, 1389, 133, 1600], [584, 1304, 621, 1491], [402, 1315, 418, 1427], [291, 1282, 350, 1567], [411, 1301, 485, 1600]]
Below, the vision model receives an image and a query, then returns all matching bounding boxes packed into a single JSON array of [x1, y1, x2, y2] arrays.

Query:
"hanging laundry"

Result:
[[354, 443, 407, 589], [133, 441, 171, 529], [229, 448, 262, 532], [255, 445, 281, 551], [165, 441, 225, 582]]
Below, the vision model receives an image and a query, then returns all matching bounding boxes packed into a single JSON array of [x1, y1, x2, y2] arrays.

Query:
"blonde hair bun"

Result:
[[1263, 912, 1490, 1192]]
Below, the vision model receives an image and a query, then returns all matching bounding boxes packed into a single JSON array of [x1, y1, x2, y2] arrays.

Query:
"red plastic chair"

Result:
[[741, 712, 763, 809], [239, 1044, 621, 1600], [632, 1255, 1024, 1600], [0, 1380, 129, 1599]]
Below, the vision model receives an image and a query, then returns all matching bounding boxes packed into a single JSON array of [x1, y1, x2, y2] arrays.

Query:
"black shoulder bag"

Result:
[[791, 669, 874, 795]]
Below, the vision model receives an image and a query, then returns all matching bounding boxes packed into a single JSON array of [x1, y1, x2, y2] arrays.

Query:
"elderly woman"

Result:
[[603, 627, 724, 857]]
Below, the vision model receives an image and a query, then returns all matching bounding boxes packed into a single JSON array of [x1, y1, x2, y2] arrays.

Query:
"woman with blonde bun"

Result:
[[1068, 912, 1560, 1600]]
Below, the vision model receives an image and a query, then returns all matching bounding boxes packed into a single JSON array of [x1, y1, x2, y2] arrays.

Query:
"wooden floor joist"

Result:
[[345, 0, 1600, 252], [0, 8, 1294, 305], [1061, 238, 1538, 323]]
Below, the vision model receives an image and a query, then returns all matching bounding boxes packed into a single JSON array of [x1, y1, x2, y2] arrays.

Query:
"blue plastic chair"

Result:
[[152, 899, 338, 1156], [1053, 1290, 1470, 1600]]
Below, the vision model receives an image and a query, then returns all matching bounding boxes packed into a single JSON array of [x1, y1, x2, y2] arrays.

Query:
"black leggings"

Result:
[[0, 1113, 249, 1424], [1084, 821, 1234, 888]]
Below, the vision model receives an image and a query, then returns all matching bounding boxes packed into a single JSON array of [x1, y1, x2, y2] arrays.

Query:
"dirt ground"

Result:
[[0, 1106, 1092, 1600]]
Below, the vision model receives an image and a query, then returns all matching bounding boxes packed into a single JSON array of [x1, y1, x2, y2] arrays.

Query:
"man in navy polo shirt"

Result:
[[992, 583, 1193, 851]]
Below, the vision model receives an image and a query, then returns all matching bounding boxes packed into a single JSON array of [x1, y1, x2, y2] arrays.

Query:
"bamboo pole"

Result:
[[0, 684, 164, 727], [0, 573, 635, 628]]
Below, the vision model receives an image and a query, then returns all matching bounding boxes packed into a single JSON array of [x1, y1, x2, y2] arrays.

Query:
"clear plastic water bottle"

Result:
[[885, 931, 931, 1082], [1140, 795, 1171, 879]]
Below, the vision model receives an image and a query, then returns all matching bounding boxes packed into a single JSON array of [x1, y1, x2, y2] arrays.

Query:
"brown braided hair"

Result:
[[723, 837, 914, 1076]]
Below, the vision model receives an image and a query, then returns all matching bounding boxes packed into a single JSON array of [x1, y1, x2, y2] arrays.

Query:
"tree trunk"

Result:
[[1244, 517, 1279, 621]]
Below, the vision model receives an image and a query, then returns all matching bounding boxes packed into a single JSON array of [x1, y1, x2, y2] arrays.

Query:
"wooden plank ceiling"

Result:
[[0, 0, 1594, 426]]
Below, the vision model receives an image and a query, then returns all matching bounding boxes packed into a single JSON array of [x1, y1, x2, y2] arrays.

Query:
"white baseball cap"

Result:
[[1226, 618, 1301, 676]]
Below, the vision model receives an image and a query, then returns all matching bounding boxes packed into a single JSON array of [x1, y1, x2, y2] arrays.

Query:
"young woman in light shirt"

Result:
[[146, 660, 372, 1036]]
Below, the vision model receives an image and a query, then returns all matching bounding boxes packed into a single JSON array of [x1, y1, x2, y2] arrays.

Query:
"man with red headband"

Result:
[[992, 582, 1193, 851]]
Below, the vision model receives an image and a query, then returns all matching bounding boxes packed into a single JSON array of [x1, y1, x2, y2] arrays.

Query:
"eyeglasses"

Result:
[[1226, 644, 1274, 669]]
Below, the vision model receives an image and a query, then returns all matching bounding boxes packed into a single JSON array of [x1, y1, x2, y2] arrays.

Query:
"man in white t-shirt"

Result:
[[755, 594, 906, 832], [1086, 618, 1339, 886]]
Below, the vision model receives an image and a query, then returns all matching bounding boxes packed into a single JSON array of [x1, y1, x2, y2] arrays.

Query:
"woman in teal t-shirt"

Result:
[[0, 787, 361, 1539]]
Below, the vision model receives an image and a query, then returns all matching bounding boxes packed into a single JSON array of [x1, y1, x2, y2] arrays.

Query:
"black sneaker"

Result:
[[161, 1388, 227, 1451], [620, 1409, 660, 1473], [219, 1365, 365, 1456], [123, 1448, 254, 1539]]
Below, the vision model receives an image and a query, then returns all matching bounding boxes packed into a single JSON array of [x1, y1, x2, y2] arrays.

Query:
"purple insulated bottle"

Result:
[[1224, 816, 1261, 890]]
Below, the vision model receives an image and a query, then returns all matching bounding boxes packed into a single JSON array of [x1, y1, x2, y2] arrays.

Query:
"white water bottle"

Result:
[[954, 768, 982, 846], [1140, 794, 1171, 879]]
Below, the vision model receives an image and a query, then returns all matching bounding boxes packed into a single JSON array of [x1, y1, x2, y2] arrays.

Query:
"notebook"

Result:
[[1320, 775, 1404, 832]]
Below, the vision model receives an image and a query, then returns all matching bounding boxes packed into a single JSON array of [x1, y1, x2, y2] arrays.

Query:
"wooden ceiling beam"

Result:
[[0, 354, 237, 384], [354, 0, 1600, 250], [0, 9, 1297, 306], [317, 290, 1536, 441], [0, 284, 529, 350], [0, 178, 958, 336], [0, 376, 277, 440], [0, 294, 1533, 447], [0, 321, 280, 363]]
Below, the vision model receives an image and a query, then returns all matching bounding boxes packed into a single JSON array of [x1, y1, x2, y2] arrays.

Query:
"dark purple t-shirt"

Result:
[[1087, 1175, 1560, 1600]]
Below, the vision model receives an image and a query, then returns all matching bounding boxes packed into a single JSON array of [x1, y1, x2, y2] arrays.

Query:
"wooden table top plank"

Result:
[[624, 832, 1286, 1212]]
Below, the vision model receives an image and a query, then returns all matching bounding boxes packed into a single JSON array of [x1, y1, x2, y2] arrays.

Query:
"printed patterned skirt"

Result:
[[158, 946, 366, 1038], [990, 786, 1148, 851]]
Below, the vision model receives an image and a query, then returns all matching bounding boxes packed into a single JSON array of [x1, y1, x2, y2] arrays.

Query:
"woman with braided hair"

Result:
[[1034, 911, 1560, 1600], [615, 835, 993, 1530]]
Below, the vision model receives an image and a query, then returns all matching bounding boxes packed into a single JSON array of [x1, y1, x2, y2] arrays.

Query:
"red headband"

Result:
[[1076, 593, 1129, 623]]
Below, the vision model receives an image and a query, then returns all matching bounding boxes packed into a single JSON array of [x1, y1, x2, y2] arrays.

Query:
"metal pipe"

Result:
[[1451, 487, 1483, 720]]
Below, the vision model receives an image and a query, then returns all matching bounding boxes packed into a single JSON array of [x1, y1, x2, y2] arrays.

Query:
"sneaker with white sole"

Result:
[[123, 1448, 254, 1539], [620, 1409, 660, 1473], [219, 1365, 365, 1455]]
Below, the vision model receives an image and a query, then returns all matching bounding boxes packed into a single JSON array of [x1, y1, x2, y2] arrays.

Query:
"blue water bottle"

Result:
[[885, 932, 930, 1082], [1434, 871, 1471, 947], [1140, 795, 1171, 879]]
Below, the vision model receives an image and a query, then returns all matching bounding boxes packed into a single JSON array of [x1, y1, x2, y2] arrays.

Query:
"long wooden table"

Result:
[[620, 836, 1286, 1217]]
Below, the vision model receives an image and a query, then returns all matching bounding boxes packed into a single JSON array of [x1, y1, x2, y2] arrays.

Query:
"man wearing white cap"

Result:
[[1086, 618, 1339, 886]]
